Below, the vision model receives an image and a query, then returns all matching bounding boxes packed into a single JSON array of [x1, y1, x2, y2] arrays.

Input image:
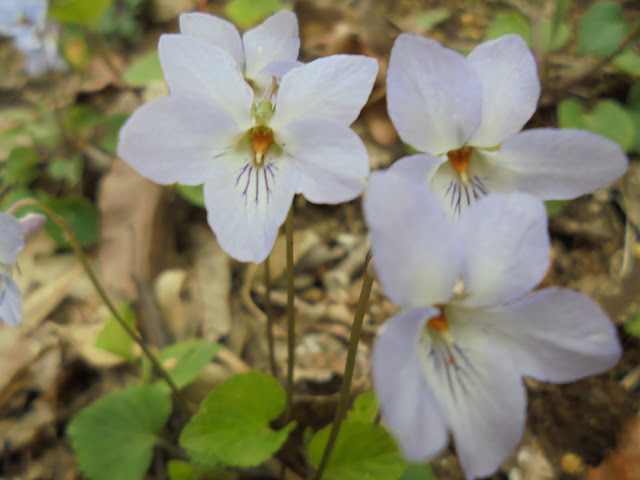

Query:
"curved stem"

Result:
[[312, 254, 374, 480], [10, 198, 185, 404], [264, 255, 278, 378], [284, 205, 295, 423]]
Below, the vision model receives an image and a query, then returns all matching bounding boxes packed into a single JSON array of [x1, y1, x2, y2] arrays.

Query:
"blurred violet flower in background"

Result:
[[363, 169, 621, 479], [0, 212, 46, 326], [179, 11, 302, 97], [386, 33, 628, 217], [118, 21, 378, 263], [0, 0, 66, 76]]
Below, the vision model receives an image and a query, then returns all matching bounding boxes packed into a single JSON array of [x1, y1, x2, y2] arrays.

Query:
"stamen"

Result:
[[447, 148, 471, 184], [428, 309, 449, 332], [250, 126, 273, 166]]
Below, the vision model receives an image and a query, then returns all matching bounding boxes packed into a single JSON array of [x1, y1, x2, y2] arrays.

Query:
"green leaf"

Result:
[[123, 51, 164, 87], [95, 302, 137, 362], [68, 385, 172, 480], [3, 146, 40, 187], [557, 98, 636, 152], [613, 47, 640, 76], [539, 18, 571, 52], [578, 2, 630, 57], [64, 105, 103, 134], [347, 393, 379, 423], [545, 200, 570, 217], [50, 0, 113, 27], [624, 310, 640, 338], [39, 194, 99, 248], [100, 112, 129, 155], [398, 464, 437, 480], [485, 11, 532, 46], [167, 461, 234, 480], [627, 79, 640, 110], [224, 0, 283, 29], [156, 340, 221, 390], [308, 420, 408, 480], [47, 154, 83, 185], [180, 371, 295, 467], [175, 184, 205, 208], [627, 110, 640, 154], [557, 98, 588, 129]]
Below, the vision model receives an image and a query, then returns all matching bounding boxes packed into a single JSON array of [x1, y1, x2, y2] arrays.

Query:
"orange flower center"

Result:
[[428, 307, 449, 332], [250, 126, 273, 166], [447, 147, 471, 183]]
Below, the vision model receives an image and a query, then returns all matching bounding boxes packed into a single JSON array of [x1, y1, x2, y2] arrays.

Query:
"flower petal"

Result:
[[456, 193, 550, 308], [0, 274, 22, 326], [470, 287, 622, 383], [487, 128, 629, 199], [276, 118, 369, 204], [118, 96, 240, 186], [364, 169, 461, 307], [0, 213, 24, 265], [203, 148, 298, 263], [425, 308, 527, 478], [372, 307, 449, 462], [386, 33, 482, 155], [273, 55, 378, 127], [158, 34, 253, 129], [178, 12, 244, 69], [389, 153, 445, 184], [467, 35, 540, 148], [243, 11, 300, 88]]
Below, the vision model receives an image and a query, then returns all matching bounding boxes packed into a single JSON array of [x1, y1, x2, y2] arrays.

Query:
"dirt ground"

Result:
[[1, 1, 639, 479]]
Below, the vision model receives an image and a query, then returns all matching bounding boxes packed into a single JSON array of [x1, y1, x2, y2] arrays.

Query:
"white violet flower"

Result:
[[179, 11, 302, 97], [386, 33, 628, 216], [118, 23, 378, 262], [363, 169, 622, 479], [0, 212, 45, 326], [0, 0, 66, 76]]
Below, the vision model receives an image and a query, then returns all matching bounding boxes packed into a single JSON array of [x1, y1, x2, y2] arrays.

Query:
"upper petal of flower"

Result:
[[118, 96, 240, 185], [364, 170, 461, 308], [389, 153, 445, 184], [372, 307, 449, 462], [0, 273, 22, 326], [203, 147, 298, 263], [0, 212, 24, 265], [467, 35, 540, 148], [159, 34, 253, 129], [179, 12, 244, 69], [470, 287, 622, 383], [425, 308, 527, 478], [272, 54, 378, 128], [487, 128, 629, 199], [386, 33, 482, 155], [243, 11, 300, 88], [276, 117, 369, 204], [456, 193, 550, 308]]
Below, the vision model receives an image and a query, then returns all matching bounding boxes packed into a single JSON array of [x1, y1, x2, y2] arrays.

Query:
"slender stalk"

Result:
[[10, 198, 185, 403], [283, 205, 295, 423], [264, 255, 278, 378], [312, 258, 374, 480]]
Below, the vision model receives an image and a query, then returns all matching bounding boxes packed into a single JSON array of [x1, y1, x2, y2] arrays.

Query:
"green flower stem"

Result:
[[312, 255, 374, 480], [10, 198, 186, 407], [284, 205, 295, 423], [264, 255, 278, 378]]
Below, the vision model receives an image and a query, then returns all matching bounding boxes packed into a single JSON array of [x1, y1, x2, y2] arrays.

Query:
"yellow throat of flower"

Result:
[[447, 147, 471, 184]]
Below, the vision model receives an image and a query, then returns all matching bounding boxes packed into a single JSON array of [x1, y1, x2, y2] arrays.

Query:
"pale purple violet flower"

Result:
[[179, 11, 302, 97], [118, 27, 378, 263], [363, 169, 621, 479], [387, 33, 628, 217], [0, 212, 45, 326], [0, 0, 66, 76]]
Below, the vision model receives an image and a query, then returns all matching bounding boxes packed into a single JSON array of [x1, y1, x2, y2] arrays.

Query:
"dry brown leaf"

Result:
[[97, 158, 165, 299], [583, 411, 640, 480]]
